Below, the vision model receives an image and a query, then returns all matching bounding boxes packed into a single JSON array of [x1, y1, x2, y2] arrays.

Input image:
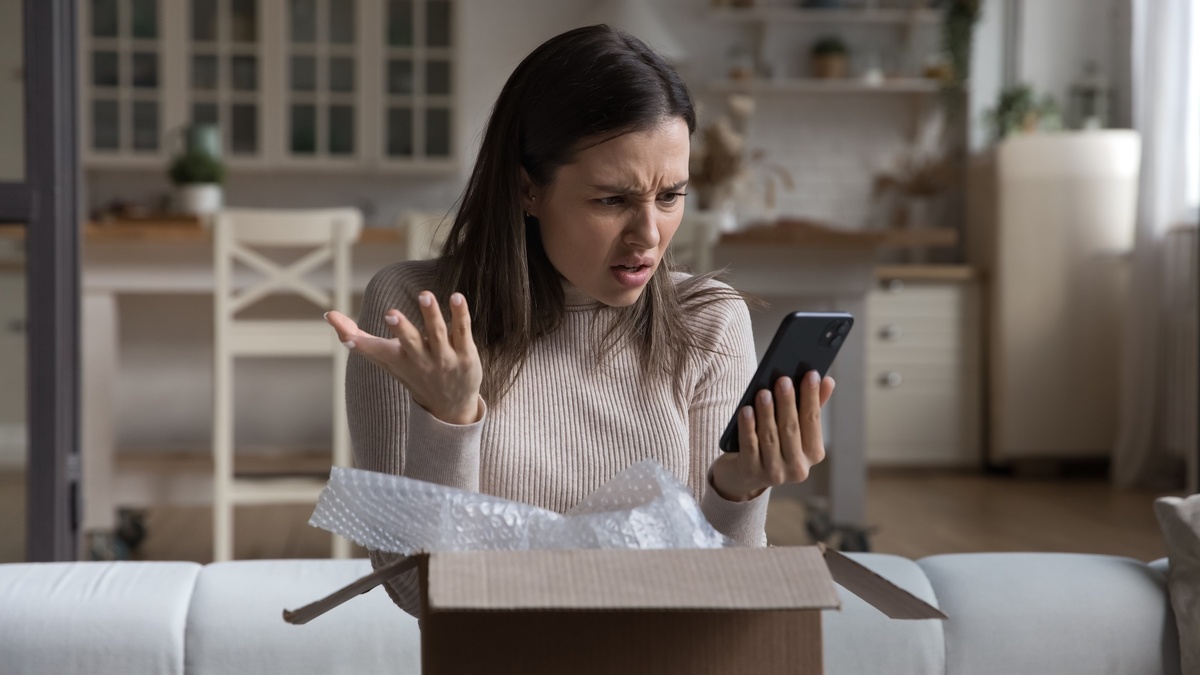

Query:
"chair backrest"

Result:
[[213, 208, 364, 317], [399, 210, 453, 260], [215, 208, 364, 248]]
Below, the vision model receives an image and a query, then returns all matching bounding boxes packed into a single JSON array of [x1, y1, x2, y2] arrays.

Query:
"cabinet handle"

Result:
[[879, 371, 903, 388], [878, 324, 903, 341]]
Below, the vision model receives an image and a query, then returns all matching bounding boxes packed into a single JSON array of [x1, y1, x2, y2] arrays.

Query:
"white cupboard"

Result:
[[968, 131, 1140, 462], [865, 270, 982, 467], [79, 0, 458, 171]]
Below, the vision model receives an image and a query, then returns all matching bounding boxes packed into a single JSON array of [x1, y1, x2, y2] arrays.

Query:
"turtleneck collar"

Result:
[[561, 278, 604, 311]]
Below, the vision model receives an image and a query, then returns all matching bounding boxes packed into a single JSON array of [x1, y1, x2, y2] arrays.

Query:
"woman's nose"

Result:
[[623, 204, 661, 250]]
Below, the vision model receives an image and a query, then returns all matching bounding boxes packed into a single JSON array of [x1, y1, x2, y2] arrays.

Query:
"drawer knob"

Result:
[[879, 371, 903, 388], [879, 324, 903, 341], [882, 278, 905, 293]]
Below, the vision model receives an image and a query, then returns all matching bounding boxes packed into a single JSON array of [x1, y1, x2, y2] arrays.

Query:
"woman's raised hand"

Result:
[[710, 371, 836, 502], [325, 291, 483, 425]]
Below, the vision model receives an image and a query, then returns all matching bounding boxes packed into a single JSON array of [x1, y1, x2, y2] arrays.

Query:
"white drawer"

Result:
[[867, 361, 977, 384], [868, 317, 960, 355], [865, 276, 982, 467], [867, 284, 964, 318]]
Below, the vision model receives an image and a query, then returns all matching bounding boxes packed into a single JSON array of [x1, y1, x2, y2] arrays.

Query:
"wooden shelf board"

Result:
[[708, 7, 942, 24], [704, 78, 940, 94]]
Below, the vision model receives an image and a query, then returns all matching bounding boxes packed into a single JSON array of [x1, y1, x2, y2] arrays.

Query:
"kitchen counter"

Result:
[[721, 218, 958, 249]]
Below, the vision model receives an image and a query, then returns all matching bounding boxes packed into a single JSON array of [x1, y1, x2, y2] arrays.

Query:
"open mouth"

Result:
[[610, 263, 653, 289]]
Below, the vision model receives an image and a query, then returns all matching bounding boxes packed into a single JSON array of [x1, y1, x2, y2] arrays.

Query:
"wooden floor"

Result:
[[0, 468, 1184, 563], [769, 469, 1181, 561]]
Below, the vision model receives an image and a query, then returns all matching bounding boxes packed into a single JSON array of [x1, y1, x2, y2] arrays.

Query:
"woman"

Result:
[[324, 25, 835, 616]]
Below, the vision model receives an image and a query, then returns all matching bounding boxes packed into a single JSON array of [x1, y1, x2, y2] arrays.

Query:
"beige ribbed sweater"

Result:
[[346, 259, 770, 616]]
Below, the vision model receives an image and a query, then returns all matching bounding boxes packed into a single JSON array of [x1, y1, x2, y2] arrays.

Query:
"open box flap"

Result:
[[283, 555, 417, 625], [820, 546, 947, 620], [425, 548, 841, 612], [282, 545, 946, 624]]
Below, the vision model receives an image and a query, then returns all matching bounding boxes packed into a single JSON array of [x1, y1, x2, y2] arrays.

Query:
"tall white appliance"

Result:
[[969, 131, 1141, 462]]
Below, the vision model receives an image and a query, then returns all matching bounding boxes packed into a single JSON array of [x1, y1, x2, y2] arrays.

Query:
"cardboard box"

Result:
[[285, 546, 945, 675]]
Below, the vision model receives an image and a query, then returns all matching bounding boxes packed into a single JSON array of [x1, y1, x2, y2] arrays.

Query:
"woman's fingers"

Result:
[[448, 292, 476, 357], [820, 375, 836, 407], [755, 388, 783, 483], [416, 292, 452, 362], [799, 371, 826, 466], [383, 308, 426, 356], [323, 310, 361, 344], [737, 405, 759, 465], [774, 376, 803, 474]]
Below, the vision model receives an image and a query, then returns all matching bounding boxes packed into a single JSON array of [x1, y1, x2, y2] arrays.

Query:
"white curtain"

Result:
[[1113, 0, 1198, 488]]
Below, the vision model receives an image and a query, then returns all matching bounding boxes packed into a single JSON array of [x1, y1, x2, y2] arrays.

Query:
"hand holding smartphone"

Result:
[[719, 312, 853, 453]]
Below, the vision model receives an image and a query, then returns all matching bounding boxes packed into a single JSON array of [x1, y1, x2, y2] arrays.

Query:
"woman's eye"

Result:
[[597, 196, 624, 206], [659, 192, 687, 204]]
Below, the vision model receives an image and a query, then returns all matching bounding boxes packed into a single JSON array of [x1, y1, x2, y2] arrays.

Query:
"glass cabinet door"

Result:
[[286, 0, 361, 161], [189, 0, 262, 158], [383, 0, 454, 166], [85, 0, 164, 157]]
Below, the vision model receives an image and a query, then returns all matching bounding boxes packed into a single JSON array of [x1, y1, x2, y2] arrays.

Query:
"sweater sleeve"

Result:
[[689, 296, 771, 547], [345, 262, 485, 618]]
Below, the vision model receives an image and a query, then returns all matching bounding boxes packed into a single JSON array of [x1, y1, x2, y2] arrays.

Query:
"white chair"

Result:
[[399, 210, 453, 260], [211, 208, 363, 562]]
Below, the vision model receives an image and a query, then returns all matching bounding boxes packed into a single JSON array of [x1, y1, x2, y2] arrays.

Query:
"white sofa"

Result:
[[0, 553, 1180, 675]]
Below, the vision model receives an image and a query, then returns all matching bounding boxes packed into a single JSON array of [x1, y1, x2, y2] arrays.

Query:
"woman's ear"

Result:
[[519, 168, 541, 217]]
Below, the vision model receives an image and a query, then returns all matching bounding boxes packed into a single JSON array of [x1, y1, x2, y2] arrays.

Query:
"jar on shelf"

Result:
[[810, 36, 850, 79]]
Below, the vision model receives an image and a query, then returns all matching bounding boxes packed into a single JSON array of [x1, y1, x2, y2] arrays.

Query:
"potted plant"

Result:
[[810, 36, 849, 79], [986, 85, 1062, 142], [169, 124, 226, 216]]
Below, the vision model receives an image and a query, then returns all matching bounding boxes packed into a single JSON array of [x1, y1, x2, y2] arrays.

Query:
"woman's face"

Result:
[[524, 118, 690, 307]]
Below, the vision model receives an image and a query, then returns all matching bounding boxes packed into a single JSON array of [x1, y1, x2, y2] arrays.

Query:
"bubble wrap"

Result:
[[308, 460, 734, 554]]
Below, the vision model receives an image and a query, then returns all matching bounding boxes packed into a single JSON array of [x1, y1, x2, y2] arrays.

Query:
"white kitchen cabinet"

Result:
[[80, 0, 169, 161], [186, 0, 268, 162], [865, 270, 982, 467], [80, 0, 458, 172]]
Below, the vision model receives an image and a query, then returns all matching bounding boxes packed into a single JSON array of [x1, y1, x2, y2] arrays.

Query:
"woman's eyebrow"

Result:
[[590, 180, 689, 194]]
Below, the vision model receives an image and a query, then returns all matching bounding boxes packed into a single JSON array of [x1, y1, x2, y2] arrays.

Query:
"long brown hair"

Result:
[[437, 25, 742, 404]]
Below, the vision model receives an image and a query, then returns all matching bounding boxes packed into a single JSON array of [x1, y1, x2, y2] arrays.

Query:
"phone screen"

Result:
[[719, 312, 853, 453]]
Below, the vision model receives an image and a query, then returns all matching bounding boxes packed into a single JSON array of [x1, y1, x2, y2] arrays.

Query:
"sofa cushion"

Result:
[[184, 559, 420, 675], [1155, 495, 1200, 675], [825, 553, 945, 675], [0, 561, 200, 675], [919, 553, 1179, 675]]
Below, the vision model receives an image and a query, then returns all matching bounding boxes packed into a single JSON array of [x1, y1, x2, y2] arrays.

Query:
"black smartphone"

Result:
[[719, 311, 854, 453]]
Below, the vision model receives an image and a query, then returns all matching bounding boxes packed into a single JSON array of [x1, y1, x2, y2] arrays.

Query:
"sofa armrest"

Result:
[[919, 553, 1180, 675], [0, 561, 201, 675]]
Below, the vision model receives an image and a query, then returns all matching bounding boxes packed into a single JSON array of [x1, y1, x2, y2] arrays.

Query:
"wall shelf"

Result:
[[703, 77, 940, 94], [707, 7, 942, 25]]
